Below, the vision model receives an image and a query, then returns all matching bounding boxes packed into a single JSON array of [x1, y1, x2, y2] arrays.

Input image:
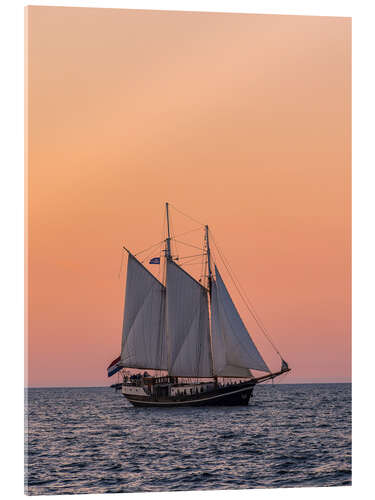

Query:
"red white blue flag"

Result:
[[107, 356, 122, 377]]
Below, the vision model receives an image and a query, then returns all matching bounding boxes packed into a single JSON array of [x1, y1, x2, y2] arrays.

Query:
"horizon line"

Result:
[[25, 381, 352, 389]]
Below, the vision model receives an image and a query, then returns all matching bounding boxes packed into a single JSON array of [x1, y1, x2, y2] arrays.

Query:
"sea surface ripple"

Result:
[[25, 383, 351, 495]]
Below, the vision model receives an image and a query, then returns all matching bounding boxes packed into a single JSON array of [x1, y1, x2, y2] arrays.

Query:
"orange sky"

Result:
[[26, 7, 351, 387]]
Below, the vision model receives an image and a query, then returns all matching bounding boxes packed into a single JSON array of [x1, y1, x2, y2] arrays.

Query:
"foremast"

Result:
[[165, 202, 172, 261]]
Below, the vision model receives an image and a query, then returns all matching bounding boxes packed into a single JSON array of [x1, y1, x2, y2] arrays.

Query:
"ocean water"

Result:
[[25, 383, 351, 495]]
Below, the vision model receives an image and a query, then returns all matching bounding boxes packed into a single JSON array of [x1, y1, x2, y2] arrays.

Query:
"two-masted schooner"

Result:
[[107, 203, 290, 407]]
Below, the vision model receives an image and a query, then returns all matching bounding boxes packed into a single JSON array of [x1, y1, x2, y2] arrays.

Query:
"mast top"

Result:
[[205, 225, 212, 293], [165, 202, 172, 260]]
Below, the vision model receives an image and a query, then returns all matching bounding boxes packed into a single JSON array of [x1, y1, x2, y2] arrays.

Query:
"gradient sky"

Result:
[[26, 7, 351, 387]]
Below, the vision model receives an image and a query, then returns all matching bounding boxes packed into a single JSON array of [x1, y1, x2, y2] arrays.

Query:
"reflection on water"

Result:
[[25, 383, 351, 495]]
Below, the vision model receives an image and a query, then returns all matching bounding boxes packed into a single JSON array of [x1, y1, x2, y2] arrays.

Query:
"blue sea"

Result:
[[25, 383, 351, 495]]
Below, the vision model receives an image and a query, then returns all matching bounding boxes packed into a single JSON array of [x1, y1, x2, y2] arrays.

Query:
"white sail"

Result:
[[166, 260, 212, 377], [217, 365, 253, 378], [211, 266, 270, 374], [121, 254, 167, 370]]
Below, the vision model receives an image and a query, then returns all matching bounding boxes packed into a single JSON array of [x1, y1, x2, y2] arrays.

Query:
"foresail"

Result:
[[210, 280, 252, 378], [166, 260, 212, 377], [211, 266, 270, 374], [210, 280, 227, 374], [121, 254, 167, 370]]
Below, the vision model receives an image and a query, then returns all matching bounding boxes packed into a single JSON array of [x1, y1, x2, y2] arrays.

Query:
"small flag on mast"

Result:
[[149, 257, 160, 264]]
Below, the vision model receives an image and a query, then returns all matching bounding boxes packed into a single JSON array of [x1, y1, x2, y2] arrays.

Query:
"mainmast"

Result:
[[205, 224, 215, 381]]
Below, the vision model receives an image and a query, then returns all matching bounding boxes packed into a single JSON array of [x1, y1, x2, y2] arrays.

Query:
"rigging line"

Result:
[[181, 261, 206, 267], [138, 233, 165, 266], [179, 253, 203, 261], [177, 254, 203, 263], [218, 244, 283, 360], [169, 203, 205, 227], [134, 239, 166, 257], [173, 227, 202, 239], [141, 244, 163, 265], [139, 244, 160, 264], [211, 232, 266, 328], [173, 239, 203, 250], [180, 258, 205, 267], [177, 253, 205, 260], [213, 236, 281, 357], [169, 208, 179, 261], [210, 231, 284, 360]]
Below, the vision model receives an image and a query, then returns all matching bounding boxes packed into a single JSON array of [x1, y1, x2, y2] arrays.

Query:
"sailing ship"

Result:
[[107, 203, 290, 407]]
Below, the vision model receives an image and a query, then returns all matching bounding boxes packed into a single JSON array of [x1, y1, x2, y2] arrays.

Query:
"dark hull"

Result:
[[123, 381, 255, 407]]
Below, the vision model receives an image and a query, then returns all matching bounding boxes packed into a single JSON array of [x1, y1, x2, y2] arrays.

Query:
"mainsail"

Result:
[[210, 266, 270, 375], [166, 260, 212, 377], [121, 254, 167, 370]]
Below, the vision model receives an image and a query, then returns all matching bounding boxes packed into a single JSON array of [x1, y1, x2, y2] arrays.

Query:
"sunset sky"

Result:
[[26, 6, 351, 387]]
